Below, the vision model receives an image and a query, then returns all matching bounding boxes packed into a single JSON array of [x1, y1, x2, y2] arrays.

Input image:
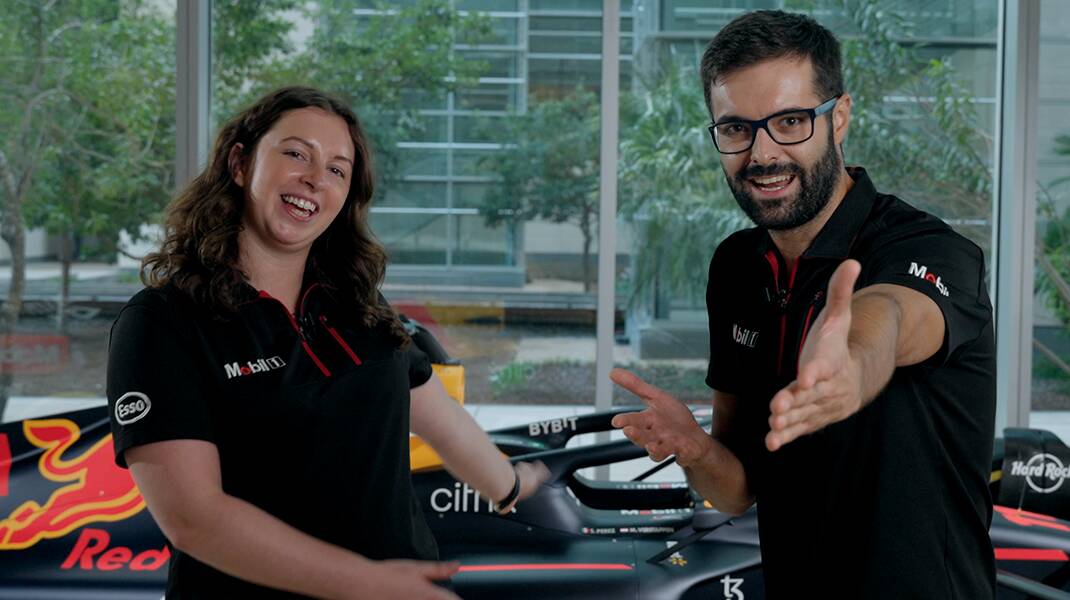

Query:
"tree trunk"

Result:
[[0, 151, 27, 420], [57, 229, 72, 333], [580, 208, 593, 293]]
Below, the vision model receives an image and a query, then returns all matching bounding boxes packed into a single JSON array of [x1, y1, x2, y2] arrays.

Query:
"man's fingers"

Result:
[[645, 442, 670, 462], [766, 419, 818, 452], [430, 588, 462, 600], [621, 425, 656, 448], [770, 397, 823, 431], [824, 259, 861, 319], [610, 368, 672, 406], [416, 561, 461, 581], [796, 355, 837, 390], [611, 410, 652, 430], [769, 385, 803, 415]]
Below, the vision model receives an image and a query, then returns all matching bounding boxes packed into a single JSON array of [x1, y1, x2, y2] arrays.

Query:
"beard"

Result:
[[725, 126, 842, 231]]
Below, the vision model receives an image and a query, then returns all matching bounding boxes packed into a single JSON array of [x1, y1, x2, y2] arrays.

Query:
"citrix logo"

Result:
[[224, 356, 286, 379], [430, 482, 516, 514], [907, 262, 950, 297]]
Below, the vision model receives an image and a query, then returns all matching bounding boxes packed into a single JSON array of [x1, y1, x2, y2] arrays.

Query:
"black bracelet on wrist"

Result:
[[495, 467, 521, 515]]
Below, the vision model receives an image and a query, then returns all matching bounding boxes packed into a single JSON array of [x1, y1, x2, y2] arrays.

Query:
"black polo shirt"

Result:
[[706, 168, 996, 598], [107, 282, 437, 599]]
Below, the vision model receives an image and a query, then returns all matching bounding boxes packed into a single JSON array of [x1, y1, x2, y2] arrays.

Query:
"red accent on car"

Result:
[[458, 563, 634, 572], [994, 548, 1069, 562], [0, 433, 9, 496], [995, 505, 1070, 533]]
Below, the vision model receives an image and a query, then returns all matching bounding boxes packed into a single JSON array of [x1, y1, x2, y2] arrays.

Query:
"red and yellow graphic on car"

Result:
[[0, 418, 145, 550]]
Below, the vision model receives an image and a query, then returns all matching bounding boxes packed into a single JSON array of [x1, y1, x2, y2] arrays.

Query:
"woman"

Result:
[[107, 86, 546, 599]]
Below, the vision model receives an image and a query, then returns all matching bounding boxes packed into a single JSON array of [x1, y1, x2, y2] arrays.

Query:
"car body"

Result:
[[3, 403, 1070, 599]]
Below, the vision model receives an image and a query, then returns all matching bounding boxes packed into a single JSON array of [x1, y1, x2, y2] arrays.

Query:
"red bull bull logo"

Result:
[[0, 418, 145, 550]]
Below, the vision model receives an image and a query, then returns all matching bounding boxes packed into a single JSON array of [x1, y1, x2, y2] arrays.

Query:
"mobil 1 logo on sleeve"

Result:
[[115, 391, 152, 426]]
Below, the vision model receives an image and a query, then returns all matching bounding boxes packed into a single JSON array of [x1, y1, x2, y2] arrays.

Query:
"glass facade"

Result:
[[0, 0, 176, 422], [1031, 0, 1070, 424], [0, 0, 1053, 427]]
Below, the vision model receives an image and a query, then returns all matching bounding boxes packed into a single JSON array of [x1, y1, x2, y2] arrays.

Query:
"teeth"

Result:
[[282, 195, 317, 212], [753, 175, 792, 185]]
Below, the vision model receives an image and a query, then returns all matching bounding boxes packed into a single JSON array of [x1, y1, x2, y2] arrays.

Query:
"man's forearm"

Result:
[[848, 292, 903, 406], [682, 435, 753, 516]]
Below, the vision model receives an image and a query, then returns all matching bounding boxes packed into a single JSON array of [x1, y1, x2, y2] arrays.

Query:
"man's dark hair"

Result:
[[700, 10, 844, 117]]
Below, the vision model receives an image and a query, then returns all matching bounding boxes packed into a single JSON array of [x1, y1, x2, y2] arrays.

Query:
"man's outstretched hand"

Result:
[[766, 259, 863, 452], [610, 369, 711, 466]]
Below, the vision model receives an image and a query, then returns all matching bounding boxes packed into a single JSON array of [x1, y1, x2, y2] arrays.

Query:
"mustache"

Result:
[[735, 162, 803, 181]]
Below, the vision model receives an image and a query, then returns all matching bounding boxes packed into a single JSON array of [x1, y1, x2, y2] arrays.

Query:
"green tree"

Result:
[[616, 0, 994, 315], [0, 0, 177, 412], [1035, 133, 1070, 378], [840, 0, 993, 248], [18, 2, 176, 332], [618, 63, 749, 311], [214, 0, 491, 193], [479, 88, 601, 292], [0, 0, 489, 416]]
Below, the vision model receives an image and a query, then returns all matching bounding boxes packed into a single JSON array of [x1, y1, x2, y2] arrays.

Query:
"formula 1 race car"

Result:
[[3, 322, 1070, 599], [5, 406, 1070, 599]]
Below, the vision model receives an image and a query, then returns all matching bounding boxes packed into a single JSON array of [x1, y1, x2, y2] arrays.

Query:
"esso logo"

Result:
[[114, 392, 152, 425]]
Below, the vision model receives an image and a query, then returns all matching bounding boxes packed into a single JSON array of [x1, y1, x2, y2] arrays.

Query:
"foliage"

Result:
[[1036, 132, 1070, 353], [214, 0, 492, 191], [479, 88, 602, 291], [840, 0, 993, 251], [15, 2, 177, 254], [618, 62, 749, 307], [609, 0, 995, 311]]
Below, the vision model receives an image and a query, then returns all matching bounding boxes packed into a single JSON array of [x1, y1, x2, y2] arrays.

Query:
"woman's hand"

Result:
[[358, 560, 461, 600], [515, 460, 551, 501]]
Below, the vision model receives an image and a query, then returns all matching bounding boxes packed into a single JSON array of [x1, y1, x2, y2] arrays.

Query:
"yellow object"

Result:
[[410, 364, 465, 472]]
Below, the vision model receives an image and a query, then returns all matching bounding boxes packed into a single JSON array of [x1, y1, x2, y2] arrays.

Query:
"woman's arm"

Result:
[[410, 375, 547, 509], [126, 440, 460, 600]]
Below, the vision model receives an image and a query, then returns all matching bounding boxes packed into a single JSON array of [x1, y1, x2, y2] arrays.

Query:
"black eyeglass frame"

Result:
[[707, 95, 841, 155]]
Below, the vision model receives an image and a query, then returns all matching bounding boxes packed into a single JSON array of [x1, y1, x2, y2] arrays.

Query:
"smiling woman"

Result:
[[106, 86, 547, 600]]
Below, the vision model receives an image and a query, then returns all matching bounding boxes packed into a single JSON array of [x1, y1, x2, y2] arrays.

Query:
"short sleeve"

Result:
[[106, 304, 215, 468], [375, 291, 434, 389], [862, 228, 992, 366], [407, 343, 434, 389]]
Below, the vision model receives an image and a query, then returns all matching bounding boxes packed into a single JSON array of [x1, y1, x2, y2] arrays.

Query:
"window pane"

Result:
[[371, 213, 449, 265], [454, 215, 515, 266], [0, 2, 176, 422], [379, 182, 447, 209], [1032, 0, 1070, 423], [615, 2, 998, 417]]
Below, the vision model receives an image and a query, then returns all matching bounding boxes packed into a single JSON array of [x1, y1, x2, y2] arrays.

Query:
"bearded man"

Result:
[[612, 10, 996, 598]]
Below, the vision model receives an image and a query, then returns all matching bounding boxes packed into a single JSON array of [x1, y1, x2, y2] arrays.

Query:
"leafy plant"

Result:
[[479, 88, 602, 291]]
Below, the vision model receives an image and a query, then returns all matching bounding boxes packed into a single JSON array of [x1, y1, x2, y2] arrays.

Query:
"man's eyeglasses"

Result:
[[708, 96, 840, 155]]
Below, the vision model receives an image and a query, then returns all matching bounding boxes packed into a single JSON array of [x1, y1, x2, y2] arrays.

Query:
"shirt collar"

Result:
[[753, 166, 876, 260]]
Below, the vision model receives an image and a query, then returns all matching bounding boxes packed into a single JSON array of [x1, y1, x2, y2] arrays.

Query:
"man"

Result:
[[612, 10, 995, 598]]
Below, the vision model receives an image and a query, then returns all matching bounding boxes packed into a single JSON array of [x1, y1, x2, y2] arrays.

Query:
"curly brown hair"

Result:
[[142, 86, 409, 345]]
